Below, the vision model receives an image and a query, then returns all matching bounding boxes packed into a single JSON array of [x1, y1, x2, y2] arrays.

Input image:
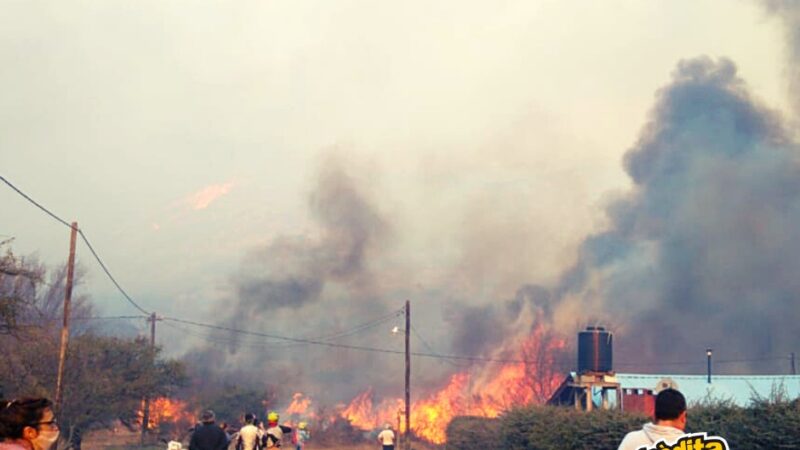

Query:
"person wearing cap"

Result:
[[189, 410, 228, 450], [264, 412, 292, 448], [617, 388, 688, 450], [293, 422, 309, 450], [377, 423, 395, 450]]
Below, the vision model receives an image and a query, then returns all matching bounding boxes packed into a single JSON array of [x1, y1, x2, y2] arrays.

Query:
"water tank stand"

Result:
[[569, 372, 622, 411]]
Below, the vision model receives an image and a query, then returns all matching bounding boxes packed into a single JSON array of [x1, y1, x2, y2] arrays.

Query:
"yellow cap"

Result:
[[299, 422, 307, 430], [267, 411, 279, 422]]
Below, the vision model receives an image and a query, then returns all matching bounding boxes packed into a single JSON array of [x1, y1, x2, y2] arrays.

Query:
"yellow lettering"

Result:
[[705, 443, 723, 450]]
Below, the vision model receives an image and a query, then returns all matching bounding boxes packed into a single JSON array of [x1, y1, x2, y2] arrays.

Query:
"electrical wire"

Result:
[[1, 175, 151, 315], [160, 310, 403, 351], [3, 174, 798, 372], [162, 316, 580, 367], [410, 323, 465, 367], [77, 229, 151, 315], [0, 175, 72, 228]]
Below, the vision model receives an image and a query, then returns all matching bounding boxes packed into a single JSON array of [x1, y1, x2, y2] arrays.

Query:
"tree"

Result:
[[517, 326, 571, 404], [59, 335, 187, 449], [0, 242, 42, 334], [0, 244, 188, 449]]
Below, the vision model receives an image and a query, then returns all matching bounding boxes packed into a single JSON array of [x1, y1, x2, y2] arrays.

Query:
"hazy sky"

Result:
[[0, 0, 792, 359]]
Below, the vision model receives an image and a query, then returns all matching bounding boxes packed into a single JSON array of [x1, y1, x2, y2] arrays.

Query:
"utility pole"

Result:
[[141, 312, 157, 444], [706, 348, 713, 384], [791, 352, 796, 375], [404, 300, 410, 450], [54, 222, 78, 413]]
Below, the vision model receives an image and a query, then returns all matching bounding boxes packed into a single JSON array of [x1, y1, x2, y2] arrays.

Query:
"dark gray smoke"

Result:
[[181, 4, 800, 408], [182, 153, 422, 405], [445, 284, 552, 357], [233, 157, 387, 316], [556, 55, 800, 374]]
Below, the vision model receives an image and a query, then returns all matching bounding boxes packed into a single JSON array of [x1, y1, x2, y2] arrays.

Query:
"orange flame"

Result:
[[340, 388, 402, 430], [141, 397, 195, 429], [286, 392, 312, 416], [340, 324, 567, 444]]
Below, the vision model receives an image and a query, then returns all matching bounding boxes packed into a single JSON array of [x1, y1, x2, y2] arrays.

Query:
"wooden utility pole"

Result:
[[141, 312, 157, 444], [55, 222, 78, 412], [404, 300, 410, 450]]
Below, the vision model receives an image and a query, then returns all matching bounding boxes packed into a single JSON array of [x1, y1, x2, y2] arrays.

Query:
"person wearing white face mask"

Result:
[[0, 398, 60, 450]]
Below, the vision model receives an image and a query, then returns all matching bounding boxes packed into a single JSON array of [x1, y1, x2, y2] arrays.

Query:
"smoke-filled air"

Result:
[[172, 1, 800, 442], [183, 8, 800, 444], [2, 0, 800, 446]]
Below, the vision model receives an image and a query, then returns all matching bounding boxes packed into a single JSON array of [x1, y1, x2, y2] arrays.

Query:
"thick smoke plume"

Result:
[[182, 3, 800, 413], [183, 153, 407, 404], [554, 55, 800, 374], [233, 156, 388, 316]]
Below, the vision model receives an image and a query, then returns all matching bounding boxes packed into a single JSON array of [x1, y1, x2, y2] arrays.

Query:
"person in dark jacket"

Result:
[[189, 410, 228, 450]]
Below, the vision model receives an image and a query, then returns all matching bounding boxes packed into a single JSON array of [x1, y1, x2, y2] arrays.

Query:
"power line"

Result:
[[410, 324, 465, 368], [162, 309, 404, 350], [162, 315, 579, 367], [162, 316, 407, 355], [615, 355, 791, 368], [33, 315, 148, 322], [76, 229, 150, 315], [0, 175, 72, 228], [308, 309, 404, 342], [152, 315, 792, 369], [3, 174, 797, 372], [73, 315, 148, 321], [1, 175, 151, 315]]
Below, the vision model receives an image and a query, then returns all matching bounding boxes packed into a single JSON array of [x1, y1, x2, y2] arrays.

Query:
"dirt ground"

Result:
[[84, 443, 438, 450], [81, 427, 441, 450]]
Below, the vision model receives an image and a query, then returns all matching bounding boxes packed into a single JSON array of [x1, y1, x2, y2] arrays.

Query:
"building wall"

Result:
[[622, 389, 655, 417]]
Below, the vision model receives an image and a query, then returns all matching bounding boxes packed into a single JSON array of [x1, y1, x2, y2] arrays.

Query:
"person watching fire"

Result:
[[189, 410, 228, 450], [233, 413, 261, 450], [617, 388, 688, 450], [377, 423, 395, 450], [264, 412, 292, 449]]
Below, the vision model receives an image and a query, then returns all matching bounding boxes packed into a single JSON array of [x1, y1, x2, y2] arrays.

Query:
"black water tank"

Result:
[[578, 326, 613, 373]]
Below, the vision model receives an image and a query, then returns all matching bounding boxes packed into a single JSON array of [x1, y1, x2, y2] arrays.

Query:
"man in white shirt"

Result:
[[236, 413, 262, 450], [617, 388, 687, 450], [377, 424, 395, 450]]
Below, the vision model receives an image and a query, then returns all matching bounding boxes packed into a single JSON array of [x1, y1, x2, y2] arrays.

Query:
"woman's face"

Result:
[[23, 407, 60, 450]]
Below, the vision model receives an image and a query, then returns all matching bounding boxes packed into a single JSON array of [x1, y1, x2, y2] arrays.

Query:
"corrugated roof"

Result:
[[616, 373, 800, 406]]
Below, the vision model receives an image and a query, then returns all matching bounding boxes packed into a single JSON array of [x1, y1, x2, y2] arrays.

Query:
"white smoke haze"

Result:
[[763, 0, 800, 118], [187, 1, 800, 405], [2, 0, 799, 415]]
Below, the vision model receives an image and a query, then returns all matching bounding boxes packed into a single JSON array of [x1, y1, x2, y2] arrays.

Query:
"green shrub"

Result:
[[690, 396, 800, 449], [500, 406, 646, 450], [446, 395, 800, 450], [445, 416, 501, 450]]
